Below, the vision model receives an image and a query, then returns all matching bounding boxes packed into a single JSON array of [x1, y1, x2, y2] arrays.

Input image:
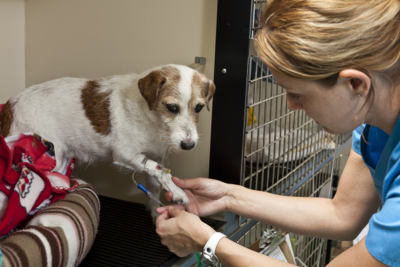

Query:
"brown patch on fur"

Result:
[[80, 80, 111, 135], [191, 72, 203, 93], [138, 66, 181, 114], [0, 101, 15, 137], [205, 81, 216, 109], [157, 67, 182, 121], [138, 70, 163, 110], [191, 72, 216, 114], [190, 73, 203, 123]]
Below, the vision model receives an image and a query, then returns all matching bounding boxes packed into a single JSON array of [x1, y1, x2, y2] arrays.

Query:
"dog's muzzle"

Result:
[[181, 141, 195, 150]]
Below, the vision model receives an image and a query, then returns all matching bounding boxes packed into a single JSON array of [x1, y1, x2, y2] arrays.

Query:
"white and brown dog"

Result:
[[0, 64, 215, 219]]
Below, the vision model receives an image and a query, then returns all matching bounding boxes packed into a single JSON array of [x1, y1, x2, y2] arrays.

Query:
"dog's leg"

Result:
[[114, 154, 189, 205], [144, 173, 162, 221]]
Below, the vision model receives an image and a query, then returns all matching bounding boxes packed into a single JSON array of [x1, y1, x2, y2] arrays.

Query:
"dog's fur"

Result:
[[0, 64, 215, 219]]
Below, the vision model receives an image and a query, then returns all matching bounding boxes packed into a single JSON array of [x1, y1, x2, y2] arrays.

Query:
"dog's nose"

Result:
[[181, 141, 195, 150]]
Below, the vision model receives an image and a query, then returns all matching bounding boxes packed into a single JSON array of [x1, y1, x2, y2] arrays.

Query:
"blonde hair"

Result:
[[256, 0, 400, 87]]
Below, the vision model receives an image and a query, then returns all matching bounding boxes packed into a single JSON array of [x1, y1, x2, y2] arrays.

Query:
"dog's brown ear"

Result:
[[204, 80, 216, 111], [138, 70, 166, 110]]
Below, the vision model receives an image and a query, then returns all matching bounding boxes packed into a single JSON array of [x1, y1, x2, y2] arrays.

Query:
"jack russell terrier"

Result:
[[0, 64, 215, 219]]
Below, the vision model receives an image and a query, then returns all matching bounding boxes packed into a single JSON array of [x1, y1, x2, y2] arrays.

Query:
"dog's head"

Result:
[[138, 65, 215, 152]]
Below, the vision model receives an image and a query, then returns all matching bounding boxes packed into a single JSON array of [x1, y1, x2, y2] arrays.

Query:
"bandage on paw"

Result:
[[141, 157, 150, 172]]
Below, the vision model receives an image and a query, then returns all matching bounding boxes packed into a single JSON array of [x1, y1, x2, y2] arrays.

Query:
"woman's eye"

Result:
[[194, 104, 204, 113], [166, 104, 179, 113]]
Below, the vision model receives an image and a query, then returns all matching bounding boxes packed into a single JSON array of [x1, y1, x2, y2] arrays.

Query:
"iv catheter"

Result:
[[132, 172, 166, 207]]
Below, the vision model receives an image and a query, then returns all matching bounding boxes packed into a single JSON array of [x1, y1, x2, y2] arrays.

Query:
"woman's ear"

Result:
[[338, 69, 371, 98]]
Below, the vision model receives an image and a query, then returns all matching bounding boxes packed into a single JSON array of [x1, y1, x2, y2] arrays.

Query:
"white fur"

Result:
[[5, 64, 214, 220], [167, 66, 199, 150]]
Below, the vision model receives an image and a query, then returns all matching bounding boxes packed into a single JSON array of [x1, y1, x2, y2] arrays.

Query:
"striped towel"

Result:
[[0, 180, 100, 267]]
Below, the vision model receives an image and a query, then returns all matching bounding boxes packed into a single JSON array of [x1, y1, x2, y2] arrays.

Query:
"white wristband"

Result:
[[203, 232, 226, 263]]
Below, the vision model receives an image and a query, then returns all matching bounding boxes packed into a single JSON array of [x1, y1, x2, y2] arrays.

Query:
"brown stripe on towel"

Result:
[[54, 199, 96, 247], [1, 241, 29, 267], [74, 189, 100, 222], [80, 80, 112, 136], [13, 231, 47, 267], [72, 185, 100, 214], [27, 226, 61, 267], [43, 209, 86, 262], [49, 227, 68, 267], [44, 205, 90, 262], [1, 246, 20, 267]]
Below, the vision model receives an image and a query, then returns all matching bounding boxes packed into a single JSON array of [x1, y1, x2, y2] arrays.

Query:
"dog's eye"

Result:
[[166, 104, 179, 113], [194, 104, 204, 113]]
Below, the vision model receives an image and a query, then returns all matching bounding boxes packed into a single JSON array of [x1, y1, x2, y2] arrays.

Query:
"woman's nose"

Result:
[[287, 97, 303, 111]]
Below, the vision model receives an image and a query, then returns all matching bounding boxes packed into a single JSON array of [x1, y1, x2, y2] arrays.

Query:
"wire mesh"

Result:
[[243, 57, 337, 192], [241, 54, 340, 212], [290, 161, 335, 267], [236, 160, 335, 267], [250, 1, 268, 39]]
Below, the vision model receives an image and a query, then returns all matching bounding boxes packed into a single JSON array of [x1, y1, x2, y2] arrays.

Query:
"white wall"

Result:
[[0, 0, 25, 102], [25, 0, 218, 202]]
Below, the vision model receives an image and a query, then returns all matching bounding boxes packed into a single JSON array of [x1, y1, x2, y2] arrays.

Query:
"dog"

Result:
[[0, 64, 215, 219]]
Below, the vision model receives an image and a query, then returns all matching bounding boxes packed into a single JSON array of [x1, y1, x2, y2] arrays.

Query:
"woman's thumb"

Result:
[[167, 206, 183, 217], [172, 176, 199, 189]]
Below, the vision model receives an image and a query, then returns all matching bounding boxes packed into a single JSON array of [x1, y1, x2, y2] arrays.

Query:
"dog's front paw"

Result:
[[167, 178, 189, 205], [161, 173, 189, 205], [171, 186, 190, 205]]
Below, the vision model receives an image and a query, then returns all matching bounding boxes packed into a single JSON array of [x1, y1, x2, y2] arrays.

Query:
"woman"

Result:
[[156, 0, 400, 266]]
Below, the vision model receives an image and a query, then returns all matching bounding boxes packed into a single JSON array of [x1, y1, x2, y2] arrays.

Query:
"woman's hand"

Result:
[[156, 206, 215, 257], [158, 177, 230, 217]]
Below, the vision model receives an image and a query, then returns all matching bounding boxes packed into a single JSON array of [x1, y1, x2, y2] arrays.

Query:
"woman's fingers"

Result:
[[171, 204, 186, 211], [156, 205, 186, 215], [171, 176, 202, 189], [166, 177, 200, 202], [156, 209, 171, 223], [164, 191, 174, 202], [156, 207, 166, 214], [155, 207, 215, 257], [166, 206, 182, 217]]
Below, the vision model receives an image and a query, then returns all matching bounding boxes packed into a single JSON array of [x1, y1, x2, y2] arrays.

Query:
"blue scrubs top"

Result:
[[352, 115, 400, 267]]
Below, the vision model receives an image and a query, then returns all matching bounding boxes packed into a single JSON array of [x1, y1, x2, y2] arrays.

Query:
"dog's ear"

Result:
[[204, 80, 216, 111], [138, 70, 166, 110]]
